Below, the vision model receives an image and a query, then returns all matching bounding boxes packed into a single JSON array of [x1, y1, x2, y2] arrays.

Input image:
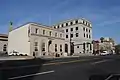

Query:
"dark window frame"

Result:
[[70, 34, 73, 38], [71, 28, 73, 31], [66, 35, 68, 38], [76, 33, 78, 37]]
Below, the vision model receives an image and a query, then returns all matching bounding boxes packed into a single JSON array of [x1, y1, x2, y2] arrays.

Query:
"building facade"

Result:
[[52, 18, 93, 55], [8, 18, 93, 57], [8, 23, 65, 57], [0, 34, 8, 54]]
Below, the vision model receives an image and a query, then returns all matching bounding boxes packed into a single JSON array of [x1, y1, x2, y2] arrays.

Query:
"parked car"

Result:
[[100, 51, 109, 56]]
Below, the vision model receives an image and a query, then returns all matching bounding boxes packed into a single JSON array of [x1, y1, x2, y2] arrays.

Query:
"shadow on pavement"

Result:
[[0, 58, 48, 80]]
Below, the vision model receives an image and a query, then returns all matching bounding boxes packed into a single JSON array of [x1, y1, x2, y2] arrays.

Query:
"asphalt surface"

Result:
[[1, 55, 120, 80]]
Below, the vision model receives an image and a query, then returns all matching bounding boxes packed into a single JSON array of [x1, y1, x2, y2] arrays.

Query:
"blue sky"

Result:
[[0, 0, 120, 43]]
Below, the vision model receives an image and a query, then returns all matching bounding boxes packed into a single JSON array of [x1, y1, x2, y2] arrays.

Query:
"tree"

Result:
[[115, 44, 120, 54], [100, 37, 104, 43]]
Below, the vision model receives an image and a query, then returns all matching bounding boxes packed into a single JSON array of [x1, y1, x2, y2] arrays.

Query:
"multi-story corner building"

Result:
[[52, 18, 93, 55], [0, 34, 8, 54], [8, 18, 93, 57], [8, 22, 65, 57]]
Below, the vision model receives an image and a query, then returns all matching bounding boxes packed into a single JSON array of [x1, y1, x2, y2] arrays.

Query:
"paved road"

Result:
[[1, 55, 120, 80]]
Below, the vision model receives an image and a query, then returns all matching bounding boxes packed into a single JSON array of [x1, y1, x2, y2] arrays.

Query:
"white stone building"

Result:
[[8, 22, 65, 57], [0, 34, 8, 54], [52, 18, 93, 55], [8, 18, 93, 57]]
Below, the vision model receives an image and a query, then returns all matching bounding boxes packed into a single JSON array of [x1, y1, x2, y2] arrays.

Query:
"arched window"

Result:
[[42, 43, 45, 51]]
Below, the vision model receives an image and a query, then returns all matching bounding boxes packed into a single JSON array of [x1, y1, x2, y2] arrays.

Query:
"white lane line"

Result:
[[91, 60, 112, 65], [8, 70, 55, 80]]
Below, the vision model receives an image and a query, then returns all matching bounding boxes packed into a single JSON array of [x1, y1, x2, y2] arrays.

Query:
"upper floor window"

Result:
[[71, 28, 73, 31], [43, 30, 45, 35], [66, 23, 68, 26], [55, 33, 57, 37], [57, 25, 59, 28], [76, 33, 78, 37], [66, 29, 68, 32], [86, 22, 87, 26], [70, 34, 73, 38], [60, 34, 62, 37], [75, 20, 78, 24], [76, 27, 78, 31], [55, 44, 57, 52], [83, 27, 85, 31], [66, 35, 68, 38], [86, 34, 88, 38], [49, 31, 52, 36], [70, 22, 73, 25], [60, 45, 62, 52], [84, 33, 85, 37], [61, 24, 64, 27], [89, 30, 90, 33], [83, 20, 85, 24], [34, 42, 38, 46], [54, 26, 56, 29], [35, 28, 38, 34], [86, 28, 88, 32], [89, 35, 91, 38]]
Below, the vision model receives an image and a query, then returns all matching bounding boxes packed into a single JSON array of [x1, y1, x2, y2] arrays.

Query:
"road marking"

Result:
[[8, 70, 55, 80], [91, 60, 112, 65], [43, 59, 90, 66]]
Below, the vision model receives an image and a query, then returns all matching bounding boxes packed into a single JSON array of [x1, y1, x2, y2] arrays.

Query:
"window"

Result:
[[42, 43, 45, 51], [35, 28, 38, 33], [61, 24, 64, 27], [89, 35, 91, 38], [35, 47, 38, 51], [84, 33, 85, 37], [86, 22, 87, 26], [49, 31, 52, 36], [75, 20, 78, 24], [71, 28, 73, 31], [66, 23, 68, 26], [86, 28, 88, 32], [86, 34, 88, 38], [70, 22, 73, 25], [55, 44, 57, 52], [57, 25, 59, 28], [83, 20, 85, 24], [66, 35, 68, 38], [83, 27, 85, 31], [66, 29, 68, 32], [89, 30, 90, 33], [55, 33, 57, 37], [34, 42, 38, 46], [54, 26, 56, 29], [43, 30, 45, 34], [3, 44, 7, 51], [60, 34, 62, 37], [76, 33, 78, 37], [70, 34, 73, 38], [65, 44, 68, 53], [60, 45, 62, 52], [77, 46, 79, 48], [76, 27, 78, 30]]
